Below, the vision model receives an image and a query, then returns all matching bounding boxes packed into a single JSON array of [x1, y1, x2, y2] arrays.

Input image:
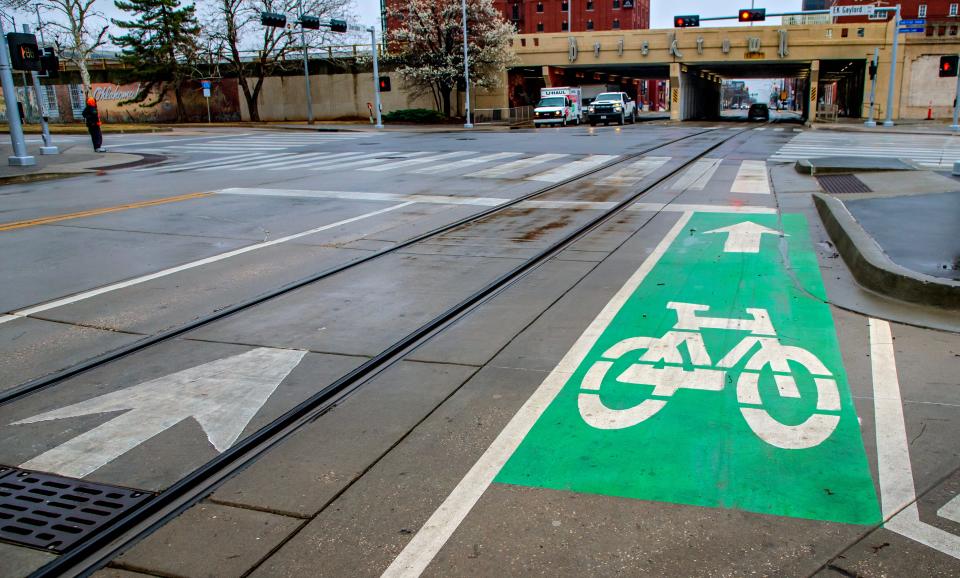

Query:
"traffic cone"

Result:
[[927, 102, 934, 120]]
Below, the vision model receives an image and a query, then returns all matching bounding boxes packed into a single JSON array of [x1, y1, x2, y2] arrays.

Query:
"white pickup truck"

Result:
[[586, 92, 637, 126]]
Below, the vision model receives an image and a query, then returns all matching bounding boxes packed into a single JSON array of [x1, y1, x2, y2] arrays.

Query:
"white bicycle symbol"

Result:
[[578, 302, 842, 450]]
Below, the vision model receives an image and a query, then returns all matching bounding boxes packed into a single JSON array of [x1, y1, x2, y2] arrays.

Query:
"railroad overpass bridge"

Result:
[[481, 21, 960, 122]]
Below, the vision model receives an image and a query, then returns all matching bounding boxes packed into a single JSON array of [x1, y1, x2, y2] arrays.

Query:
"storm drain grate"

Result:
[[816, 174, 872, 194], [0, 467, 152, 552]]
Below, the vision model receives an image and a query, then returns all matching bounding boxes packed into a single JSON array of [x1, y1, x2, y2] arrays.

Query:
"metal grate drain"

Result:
[[817, 174, 872, 194], [0, 467, 152, 552]]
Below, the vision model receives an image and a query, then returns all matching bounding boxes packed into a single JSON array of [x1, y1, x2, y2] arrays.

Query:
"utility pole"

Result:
[[299, 0, 314, 125], [461, 0, 472, 128], [883, 4, 901, 127], [0, 15, 35, 166], [951, 52, 960, 131], [23, 24, 55, 153], [369, 26, 383, 129], [865, 47, 879, 128]]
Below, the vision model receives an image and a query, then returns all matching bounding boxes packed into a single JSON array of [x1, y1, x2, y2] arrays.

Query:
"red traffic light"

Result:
[[738, 8, 766, 22], [673, 14, 700, 27], [940, 55, 959, 77], [378, 76, 391, 92]]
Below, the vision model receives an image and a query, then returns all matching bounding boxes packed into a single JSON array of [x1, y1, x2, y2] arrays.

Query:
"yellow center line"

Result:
[[0, 192, 214, 232]]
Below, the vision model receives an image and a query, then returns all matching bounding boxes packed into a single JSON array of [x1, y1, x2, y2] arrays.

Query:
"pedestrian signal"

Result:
[[674, 15, 700, 28], [940, 55, 958, 77], [7, 33, 41, 71], [738, 8, 766, 22], [379, 76, 391, 92]]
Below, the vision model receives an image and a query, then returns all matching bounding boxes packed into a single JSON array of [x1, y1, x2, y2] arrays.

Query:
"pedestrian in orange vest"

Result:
[[81, 97, 106, 152]]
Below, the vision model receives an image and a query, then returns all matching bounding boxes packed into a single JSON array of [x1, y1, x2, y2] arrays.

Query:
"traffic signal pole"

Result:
[[883, 4, 901, 127], [865, 47, 879, 128], [951, 52, 960, 131], [369, 26, 383, 129], [0, 17, 35, 166], [298, 0, 314, 125], [24, 24, 55, 154]]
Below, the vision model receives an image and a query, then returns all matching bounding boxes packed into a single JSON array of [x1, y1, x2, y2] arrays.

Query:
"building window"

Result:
[[613, 0, 620, 7], [586, 18, 594, 29], [511, 3, 519, 19], [562, 20, 568, 30], [918, 4, 927, 18], [612, 18, 620, 28], [951, 3, 958, 16], [537, 21, 544, 31], [561, 0, 568, 10], [586, 0, 593, 10], [536, 1, 543, 12]]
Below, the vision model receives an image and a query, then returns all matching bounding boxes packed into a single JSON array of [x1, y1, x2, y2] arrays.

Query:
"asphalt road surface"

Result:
[[1, 121, 958, 578]]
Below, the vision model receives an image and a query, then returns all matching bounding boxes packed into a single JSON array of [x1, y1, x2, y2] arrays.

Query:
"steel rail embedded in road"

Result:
[[20, 124, 761, 578]]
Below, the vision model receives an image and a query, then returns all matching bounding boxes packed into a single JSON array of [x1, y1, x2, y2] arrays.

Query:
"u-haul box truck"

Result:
[[534, 87, 582, 127]]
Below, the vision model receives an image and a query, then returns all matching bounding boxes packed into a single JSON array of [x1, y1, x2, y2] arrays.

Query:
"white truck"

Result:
[[586, 91, 638, 126], [533, 87, 582, 127]]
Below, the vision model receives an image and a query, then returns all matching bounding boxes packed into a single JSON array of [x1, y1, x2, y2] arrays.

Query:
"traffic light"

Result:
[[940, 55, 958, 77], [260, 11, 287, 28], [379, 76, 391, 92], [6, 33, 41, 71], [300, 15, 321, 29], [738, 8, 766, 22], [674, 15, 700, 28], [868, 60, 877, 80], [330, 18, 347, 32], [40, 47, 59, 78]]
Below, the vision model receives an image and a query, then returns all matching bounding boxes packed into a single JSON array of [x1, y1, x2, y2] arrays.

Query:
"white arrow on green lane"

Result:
[[704, 221, 786, 253], [13, 348, 306, 479]]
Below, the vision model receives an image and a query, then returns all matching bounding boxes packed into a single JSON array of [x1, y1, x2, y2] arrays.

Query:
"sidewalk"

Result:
[[810, 117, 960, 136], [0, 141, 146, 184]]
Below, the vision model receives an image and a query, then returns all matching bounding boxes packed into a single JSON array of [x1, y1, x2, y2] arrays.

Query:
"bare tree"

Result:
[[387, 0, 514, 117], [39, 0, 109, 94], [203, 0, 354, 121]]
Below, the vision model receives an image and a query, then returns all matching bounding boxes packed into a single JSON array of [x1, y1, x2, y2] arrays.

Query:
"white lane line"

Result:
[[217, 188, 776, 214], [312, 151, 432, 171], [526, 154, 618, 183], [670, 158, 722, 191], [381, 211, 695, 578], [466, 154, 568, 178], [412, 152, 523, 175], [870, 318, 960, 560], [0, 203, 415, 326], [598, 156, 670, 186], [730, 160, 771, 194], [361, 151, 474, 172], [217, 188, 508, 206], [940, 495, 960, 524]]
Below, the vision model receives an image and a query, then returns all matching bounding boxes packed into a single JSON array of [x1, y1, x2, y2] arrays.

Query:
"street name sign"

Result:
[[830, 4, 876, 17], [899, 27, 926, 33], [495, 212, 880, 525]]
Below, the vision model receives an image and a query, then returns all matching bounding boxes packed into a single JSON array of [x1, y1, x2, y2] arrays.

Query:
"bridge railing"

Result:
[[474, 105, 533, 125]]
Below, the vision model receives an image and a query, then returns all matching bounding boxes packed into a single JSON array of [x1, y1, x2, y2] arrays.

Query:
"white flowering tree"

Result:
[[387, 0, 514, 117]]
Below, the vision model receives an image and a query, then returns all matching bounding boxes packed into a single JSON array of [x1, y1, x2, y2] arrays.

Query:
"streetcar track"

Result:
[[13, 124, 762, 577]]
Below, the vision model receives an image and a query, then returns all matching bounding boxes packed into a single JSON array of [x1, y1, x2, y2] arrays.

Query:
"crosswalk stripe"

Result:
[[754, 127, 767, 131], [266, 151, 368, 170], [312, 151, 431, 171], [774, 128, 784, 132], [197, 152, 292, 171], [526, 154, 618, 183], [412, 152, 524, 174], [134, 151, 265, 172], [730, 160, 770, 194], [361, 151, 474, 172], [231, 152, 329, 171], [671, 158, 722, 191], [466, 154, 569, 178], [598, 156, 671, 186]]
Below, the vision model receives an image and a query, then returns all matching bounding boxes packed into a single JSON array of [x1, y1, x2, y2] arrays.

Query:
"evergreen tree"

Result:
[[111, 0, 200, 121]]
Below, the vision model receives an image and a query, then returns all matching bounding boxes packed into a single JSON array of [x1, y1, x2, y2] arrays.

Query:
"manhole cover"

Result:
[[0, 467, 152, 552], [817, 174, 872, 194]]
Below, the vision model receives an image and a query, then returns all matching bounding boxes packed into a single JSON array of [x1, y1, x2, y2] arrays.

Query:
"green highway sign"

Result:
[[495, 212, 880, 525]]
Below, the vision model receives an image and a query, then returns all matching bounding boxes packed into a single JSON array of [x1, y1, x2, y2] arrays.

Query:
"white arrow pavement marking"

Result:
[[13, 348, 306, 479], [704, 221, 786, 253]]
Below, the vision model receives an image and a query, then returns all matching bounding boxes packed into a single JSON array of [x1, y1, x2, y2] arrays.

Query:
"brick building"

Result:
[[829, 0, 960, 23], [497, 0, 649, 34]]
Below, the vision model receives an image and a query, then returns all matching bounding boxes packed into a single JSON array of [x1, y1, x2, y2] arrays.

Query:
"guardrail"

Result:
[[816, 103, 839, 123], [473, 105, 533, 125]]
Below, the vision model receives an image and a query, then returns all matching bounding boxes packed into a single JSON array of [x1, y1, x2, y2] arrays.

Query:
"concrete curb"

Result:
[[813, 192, 960, 309]]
